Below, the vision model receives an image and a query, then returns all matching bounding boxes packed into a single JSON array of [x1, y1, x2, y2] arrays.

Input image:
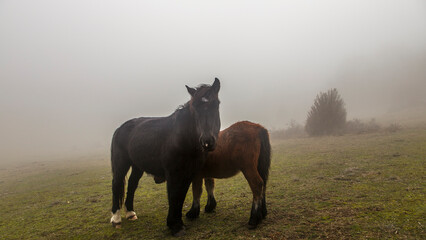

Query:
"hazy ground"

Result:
[[1, 2, 425, 238], [0, 124, 424, 239]]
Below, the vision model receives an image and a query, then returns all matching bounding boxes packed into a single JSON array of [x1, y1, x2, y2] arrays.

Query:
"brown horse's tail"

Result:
[[257, 127, 271, 187]]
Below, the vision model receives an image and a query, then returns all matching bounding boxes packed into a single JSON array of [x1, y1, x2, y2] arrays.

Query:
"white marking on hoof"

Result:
[[110, 210, 122, 227], [126, 211, 138, 220]]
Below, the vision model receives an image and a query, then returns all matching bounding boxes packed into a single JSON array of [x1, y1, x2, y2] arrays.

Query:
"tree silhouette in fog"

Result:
[[305, 88, 346, 136]]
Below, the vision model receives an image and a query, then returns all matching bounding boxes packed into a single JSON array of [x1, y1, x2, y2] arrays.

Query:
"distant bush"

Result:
[[305, 88, 347, 136], [270, 120, 307, 139], [269, 129, 287, 139], [344, 119, 403, 134], [385, 123, 402, 133], [345, 118, 381, 134], [284, 120, 306, 138]]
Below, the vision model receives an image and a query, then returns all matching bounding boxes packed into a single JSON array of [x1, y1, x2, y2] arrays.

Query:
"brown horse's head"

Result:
[[186, 78, 221, 151]]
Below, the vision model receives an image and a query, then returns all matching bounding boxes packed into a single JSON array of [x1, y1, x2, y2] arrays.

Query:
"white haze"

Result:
[[1, 0, 425, 162]]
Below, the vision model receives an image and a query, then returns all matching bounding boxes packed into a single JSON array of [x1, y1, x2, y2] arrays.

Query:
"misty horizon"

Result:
[[1, 1, 426, 162]]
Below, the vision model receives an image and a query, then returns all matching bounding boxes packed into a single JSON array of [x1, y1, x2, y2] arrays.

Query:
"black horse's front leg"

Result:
[[166, 175, 192, 236]]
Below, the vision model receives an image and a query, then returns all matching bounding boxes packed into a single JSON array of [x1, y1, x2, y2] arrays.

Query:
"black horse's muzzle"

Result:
[[200, 135, 216, 152]]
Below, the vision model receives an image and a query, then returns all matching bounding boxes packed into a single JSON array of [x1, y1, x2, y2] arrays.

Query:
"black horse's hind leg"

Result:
[[110, 149, 131, 228], [186, 176, 203, 219], [111, 166, 131, 227], [166, 174, 192, 236], [204, 178, 217, 213], [124, 166, 144, 220]]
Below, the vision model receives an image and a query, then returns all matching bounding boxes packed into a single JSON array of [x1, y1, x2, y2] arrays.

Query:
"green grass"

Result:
[[0, 127, 425, 239]]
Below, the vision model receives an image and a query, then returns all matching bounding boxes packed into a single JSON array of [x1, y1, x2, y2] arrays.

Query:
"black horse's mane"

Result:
[[175, 103, 188, 113], [173, 84, 213, 113]]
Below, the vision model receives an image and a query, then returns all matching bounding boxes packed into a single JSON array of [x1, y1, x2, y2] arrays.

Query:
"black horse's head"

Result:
[[186, 78, 221, 152]]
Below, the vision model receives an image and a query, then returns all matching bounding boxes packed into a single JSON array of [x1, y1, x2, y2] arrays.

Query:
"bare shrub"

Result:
[[385, 123, 402, 133], [285, 120, 306, 138], [305, 88, 347, 136], [269, 129, 286, 139], [270, 120, 306, 139], [345, 118, 381, 134]]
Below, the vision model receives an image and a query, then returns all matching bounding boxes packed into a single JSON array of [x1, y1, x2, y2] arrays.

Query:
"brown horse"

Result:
[[185, 121, 271, 229]]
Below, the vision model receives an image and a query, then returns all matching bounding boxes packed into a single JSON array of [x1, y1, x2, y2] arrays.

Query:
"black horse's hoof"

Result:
[[248, 223, 257, 230], [111, 222, 121, 229], [171, 226, 186, 237], [173, 229, 186, 237], [185, 207, 200, 219], [154, 175, 166, 184]]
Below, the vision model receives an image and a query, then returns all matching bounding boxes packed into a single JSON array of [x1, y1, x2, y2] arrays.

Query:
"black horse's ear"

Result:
[[212, 78, 220, 93], [186, 85, 196, 97]]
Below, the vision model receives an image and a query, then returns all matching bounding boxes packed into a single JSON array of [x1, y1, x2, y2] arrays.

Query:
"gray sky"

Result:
[[1, 0, 426, 161]]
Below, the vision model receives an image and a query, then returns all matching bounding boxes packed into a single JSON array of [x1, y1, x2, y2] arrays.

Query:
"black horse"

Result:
[[110, 78, 221, 236]]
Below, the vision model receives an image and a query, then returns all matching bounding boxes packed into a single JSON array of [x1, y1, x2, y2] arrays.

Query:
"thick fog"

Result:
[[1, 0, 426, 162]]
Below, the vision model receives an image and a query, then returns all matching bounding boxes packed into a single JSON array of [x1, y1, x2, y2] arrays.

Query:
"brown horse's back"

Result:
[[200, 121, 264, 179]]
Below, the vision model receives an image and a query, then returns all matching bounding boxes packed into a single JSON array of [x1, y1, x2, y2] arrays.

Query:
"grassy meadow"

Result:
[[0, 126, 425, 239]]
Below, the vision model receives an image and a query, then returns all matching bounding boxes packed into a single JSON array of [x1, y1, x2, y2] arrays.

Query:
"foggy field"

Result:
[[1, 1, 425, 239], [0, 127, 424, 240]]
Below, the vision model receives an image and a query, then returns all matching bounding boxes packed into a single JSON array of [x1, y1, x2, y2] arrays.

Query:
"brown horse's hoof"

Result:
[[248, 215, 261, 229], [186, 206, 200, 219], [205, 195, 217, 213]]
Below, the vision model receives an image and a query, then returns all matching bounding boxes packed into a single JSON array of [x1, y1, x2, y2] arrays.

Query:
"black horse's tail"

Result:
[[110, 132, 128, 211], [257, 127, 271, 187]]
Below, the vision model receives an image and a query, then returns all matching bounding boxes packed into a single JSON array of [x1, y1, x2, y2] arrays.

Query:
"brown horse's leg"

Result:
[[204, 178, 217, 213], [186, 176, 203, 219], [261, 185, 267, 218], [242, 168, 264, 229]]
